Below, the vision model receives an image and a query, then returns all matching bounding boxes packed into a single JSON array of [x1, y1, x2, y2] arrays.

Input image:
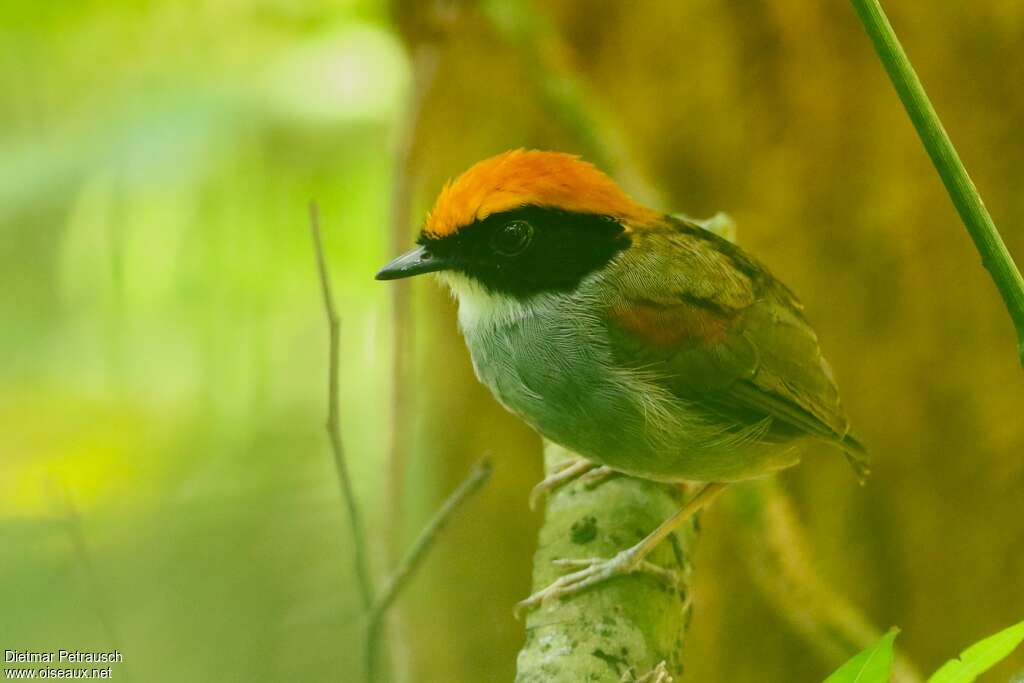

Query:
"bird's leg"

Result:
[[516, 482, 728, 617], [529, 457, 616, 510]]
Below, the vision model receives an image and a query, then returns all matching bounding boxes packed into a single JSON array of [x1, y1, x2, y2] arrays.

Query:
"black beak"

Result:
[[375, 245, 451, 281]]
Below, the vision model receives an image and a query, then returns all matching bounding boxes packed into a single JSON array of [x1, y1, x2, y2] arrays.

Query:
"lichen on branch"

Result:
[[515, 442, 701, 683]]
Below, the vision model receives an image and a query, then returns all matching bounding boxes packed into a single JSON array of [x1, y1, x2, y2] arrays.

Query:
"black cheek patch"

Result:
[[419, 206, 631, 299]]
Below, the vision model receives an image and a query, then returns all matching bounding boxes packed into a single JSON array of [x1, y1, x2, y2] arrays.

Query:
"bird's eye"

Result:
[[492, 220, 534, 256]]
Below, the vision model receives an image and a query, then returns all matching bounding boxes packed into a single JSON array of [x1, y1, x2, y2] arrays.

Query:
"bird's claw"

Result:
[[528, 459, 615, 511], [632, 661, 674, 683], [514, 550, 679, 619], [528, 458, 594, 510], [579, 465, 615, 489]]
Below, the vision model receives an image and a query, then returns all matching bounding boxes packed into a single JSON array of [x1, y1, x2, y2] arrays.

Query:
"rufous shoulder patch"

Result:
[[611, 300, 732, 350], [424, 149, 658, 238]]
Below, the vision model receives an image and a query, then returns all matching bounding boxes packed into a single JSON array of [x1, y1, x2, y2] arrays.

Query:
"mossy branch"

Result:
[[850, 0, 1024, 366], [515, 443, 697, 682]]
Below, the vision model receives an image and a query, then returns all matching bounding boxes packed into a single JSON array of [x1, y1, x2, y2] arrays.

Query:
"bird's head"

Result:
[[376, 150, 657, 301]]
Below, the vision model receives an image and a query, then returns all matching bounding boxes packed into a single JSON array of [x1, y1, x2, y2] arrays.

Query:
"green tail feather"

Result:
[[840, 433, 870, 483]]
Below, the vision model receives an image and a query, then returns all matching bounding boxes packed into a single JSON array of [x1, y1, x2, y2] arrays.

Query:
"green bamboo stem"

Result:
[[850, 0, 1024, 366]]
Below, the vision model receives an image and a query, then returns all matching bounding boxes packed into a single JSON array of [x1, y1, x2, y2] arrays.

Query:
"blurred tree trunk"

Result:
[[386, 4, 544, 682]]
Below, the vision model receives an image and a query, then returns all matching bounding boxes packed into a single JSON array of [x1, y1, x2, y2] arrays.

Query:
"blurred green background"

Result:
[[2, 1, 1022, 681]]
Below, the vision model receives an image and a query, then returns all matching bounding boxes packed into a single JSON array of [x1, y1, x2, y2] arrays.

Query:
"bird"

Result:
[[376, 149, 866, 612]]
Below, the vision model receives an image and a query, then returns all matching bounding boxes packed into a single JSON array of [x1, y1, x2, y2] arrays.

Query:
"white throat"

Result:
[[435, 272, 530, 332]]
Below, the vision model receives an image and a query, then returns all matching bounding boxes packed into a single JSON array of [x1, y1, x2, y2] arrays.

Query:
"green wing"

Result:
[[606, 218, 868, 475]]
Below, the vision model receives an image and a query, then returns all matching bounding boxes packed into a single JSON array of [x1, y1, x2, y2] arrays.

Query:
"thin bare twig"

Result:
[[376, 458, 492, 616], [49, 480, 135, 683], [366, 458, 493, 682], [309, 203, 492, 683], [309, 202, 375, 612]]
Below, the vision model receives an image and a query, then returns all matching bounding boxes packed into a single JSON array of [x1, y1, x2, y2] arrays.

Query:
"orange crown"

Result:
[[423, 149, 658, 238]]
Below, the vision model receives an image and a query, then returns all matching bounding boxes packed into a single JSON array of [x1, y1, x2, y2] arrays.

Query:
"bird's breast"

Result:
[[458, 292, 686, 475], [455, 285, 800, 482]]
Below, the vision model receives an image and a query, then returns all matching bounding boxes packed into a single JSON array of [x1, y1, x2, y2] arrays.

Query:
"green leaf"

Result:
[[928, 619, 1024, 683], [824, 628, 899, 683]]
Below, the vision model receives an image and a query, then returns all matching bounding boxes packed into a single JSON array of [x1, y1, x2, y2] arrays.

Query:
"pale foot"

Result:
[[513, 548, 679, 618], [529, 458, 617, 510], [633, 661, 673, 683], [579, 464, 615, 489], [516, 483, 727, 618], [529, 458, 595, 510]]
